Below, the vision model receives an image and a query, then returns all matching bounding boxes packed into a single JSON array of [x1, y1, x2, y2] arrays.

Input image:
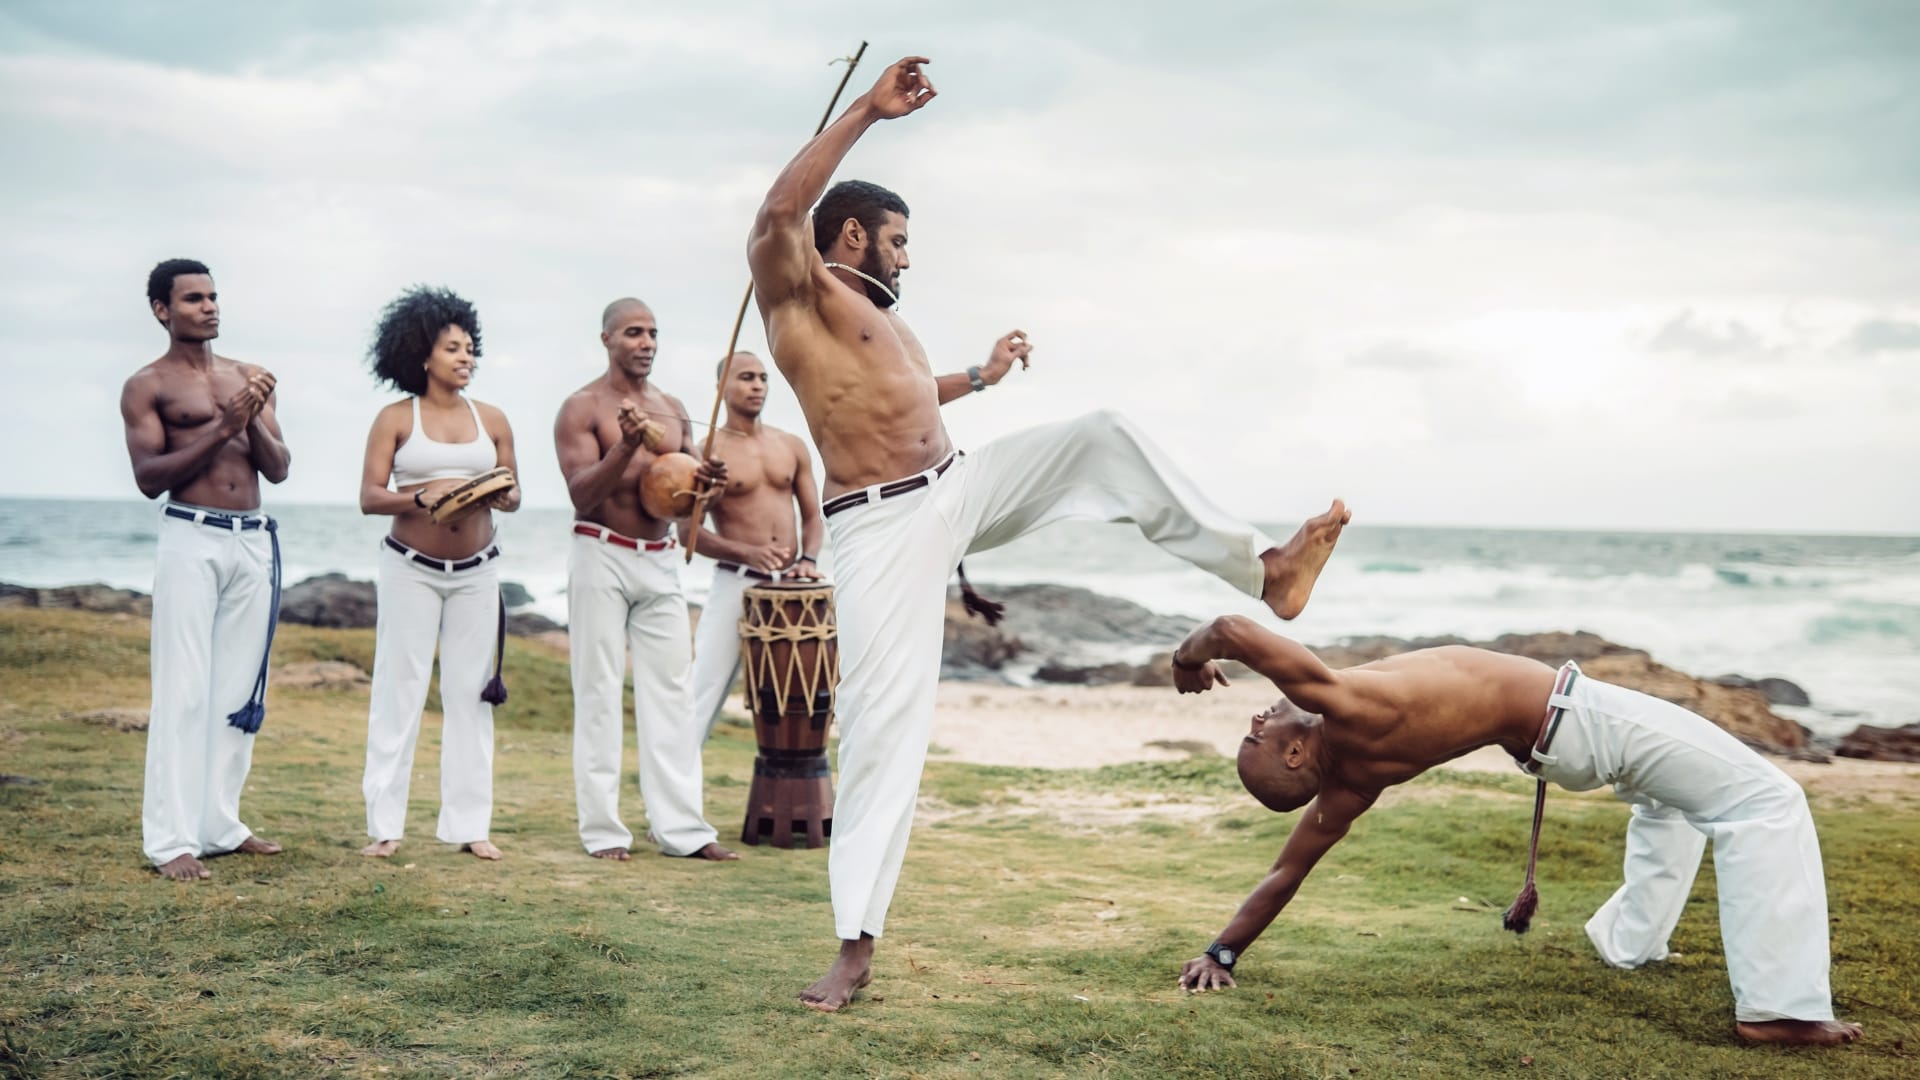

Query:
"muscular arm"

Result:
[[748, 57, 935, 317], [1174, 615, 1349, 717], [120, 373, 247, 500], [936, 330, 1031, 406], [1187, 784, 1377, 981], [680, 522, 762, 565], [245, 388, 292, 484], [554, 394, 638, 515]]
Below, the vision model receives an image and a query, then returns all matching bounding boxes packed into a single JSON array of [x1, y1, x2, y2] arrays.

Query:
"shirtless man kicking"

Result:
[[1167, 614, 1861, 1047], [554, 298, 737, 863], [120, 258, 291, 881], [686, 351, 825, 739], [748, 55, 1349, 1011]]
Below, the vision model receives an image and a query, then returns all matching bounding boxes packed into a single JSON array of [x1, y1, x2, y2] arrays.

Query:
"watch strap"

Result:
[[967, 365, 987, 393]]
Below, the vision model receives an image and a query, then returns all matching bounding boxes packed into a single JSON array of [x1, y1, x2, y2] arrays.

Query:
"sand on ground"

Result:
[[926, 681, 1920, 802]]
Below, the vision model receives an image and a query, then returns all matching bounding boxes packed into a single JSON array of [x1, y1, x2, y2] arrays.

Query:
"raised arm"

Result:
[[554, 394, 645, 515], [120, 369, 263, 500], [936, 330, 1033, 405], [748, 56, 937, 312], [1178, 783, 1378, 991], [1172, 615, 1347, 716]]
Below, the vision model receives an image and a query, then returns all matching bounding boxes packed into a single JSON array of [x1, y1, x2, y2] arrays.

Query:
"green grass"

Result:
[[1, 608, 1916, 1078]]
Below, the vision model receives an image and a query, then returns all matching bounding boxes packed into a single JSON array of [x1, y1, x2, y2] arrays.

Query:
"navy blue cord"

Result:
[[226, 518, 281, 733]]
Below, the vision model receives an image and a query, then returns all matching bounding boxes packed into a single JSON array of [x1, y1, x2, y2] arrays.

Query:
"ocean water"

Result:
[[3, 497, 1915, 738]]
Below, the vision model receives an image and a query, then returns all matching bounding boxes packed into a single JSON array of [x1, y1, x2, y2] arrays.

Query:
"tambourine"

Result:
[[427, 466, 515, 525]]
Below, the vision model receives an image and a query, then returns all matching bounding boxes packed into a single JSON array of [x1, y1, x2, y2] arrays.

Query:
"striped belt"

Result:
[[385, 535, 500, 573], [1525, 662, 1583, 773], [164, 504, 268, 531], [822, 451, 960, 519], [573, 522, 675, 551]]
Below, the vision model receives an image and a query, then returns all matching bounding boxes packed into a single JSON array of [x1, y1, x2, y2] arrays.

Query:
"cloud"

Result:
[[1346, 342, 1456, 371], [1846, 318, 1920, 353], [1647, 309, 1768, 358]]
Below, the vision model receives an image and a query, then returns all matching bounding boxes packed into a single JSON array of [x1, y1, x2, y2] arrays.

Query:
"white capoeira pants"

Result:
[[142, 505, 276, 866], [692, 563, 807, 740], [569, 527, 719, 856], [827, 410, 1276, 940], [1529, 664, 1835, 1023], [362, 539, 501, 845]]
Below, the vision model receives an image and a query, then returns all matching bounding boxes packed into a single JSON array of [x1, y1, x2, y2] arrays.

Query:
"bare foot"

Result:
[[361, 840, 401, 858], [156, 854, 210, 881], [665, 842, 739, 861], [234, 835, 281, 856], [1261, 500, 1351, 620], [590, 846, 631, 861], [799, 936, 874, 1013], [461, 840, 503, 861], [1735, 1019, 1863, 1046]]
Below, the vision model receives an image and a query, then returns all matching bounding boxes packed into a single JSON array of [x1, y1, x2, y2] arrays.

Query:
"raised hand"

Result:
[[981, 330, 1033, 385], [864, 56, 936, 120], [695, 457, 729, 493], [1178, 955, 1237, 992], [220, 382, 267, 435], [1173, 657, 1231, 695], [617, 399, 665, 451]]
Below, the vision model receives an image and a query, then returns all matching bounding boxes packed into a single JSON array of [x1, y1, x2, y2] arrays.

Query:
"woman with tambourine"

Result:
[[357, 286, 519, 862]]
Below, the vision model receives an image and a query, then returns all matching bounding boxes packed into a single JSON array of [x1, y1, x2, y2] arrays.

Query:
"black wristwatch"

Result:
[[412, 490, 426, 509], [966, 365, 988, 393], [1205, 941, 1238, 970], [796, 554, 817, 566]]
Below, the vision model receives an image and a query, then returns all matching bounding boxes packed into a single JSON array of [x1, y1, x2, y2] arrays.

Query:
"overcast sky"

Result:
[[2, 0, 1916, 533]]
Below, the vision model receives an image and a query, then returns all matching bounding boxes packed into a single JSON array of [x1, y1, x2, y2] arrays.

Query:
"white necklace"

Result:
[[824, 262, 899, 306]]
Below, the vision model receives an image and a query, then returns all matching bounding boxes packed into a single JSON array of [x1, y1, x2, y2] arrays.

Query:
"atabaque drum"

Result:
[[737, 580, 838, 848]]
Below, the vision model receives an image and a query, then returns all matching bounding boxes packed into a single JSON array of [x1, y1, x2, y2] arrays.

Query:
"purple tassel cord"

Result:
[[1504, 779, 1548, 934], [482, 587, 508, 705], [227, 520, 281, 734], [955, 561, 1005, 626]]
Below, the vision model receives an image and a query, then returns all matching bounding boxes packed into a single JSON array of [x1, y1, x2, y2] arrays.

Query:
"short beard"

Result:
[[859, 247, 899, 308]]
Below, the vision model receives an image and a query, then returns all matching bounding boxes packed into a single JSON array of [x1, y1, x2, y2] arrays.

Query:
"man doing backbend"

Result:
[[1166, 615, 1861, 1047]]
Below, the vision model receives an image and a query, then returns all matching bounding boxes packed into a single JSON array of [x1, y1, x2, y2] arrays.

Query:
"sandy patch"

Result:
[[927, 682, 1920, 802]]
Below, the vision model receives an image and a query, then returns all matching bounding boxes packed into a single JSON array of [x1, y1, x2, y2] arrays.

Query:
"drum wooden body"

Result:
[[738, 581, 838, 848], [427, 466, 514, 525]]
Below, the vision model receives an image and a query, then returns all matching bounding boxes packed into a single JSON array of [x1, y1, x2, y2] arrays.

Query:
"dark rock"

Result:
[[978, 583, 1195, 646], [1034, 661, 1138, 686], [280, 573, 378, 629], [0, 581, 151, 617], [500, 580, 535, 609], [942, 595, 1025, 679], [506, 611, 563, 637], [1711, 674, 1812, 707], [1834, 723, 1920, 763]]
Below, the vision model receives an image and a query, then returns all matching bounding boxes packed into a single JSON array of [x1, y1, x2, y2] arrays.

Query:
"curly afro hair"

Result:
[[368, 285, 483, 395]]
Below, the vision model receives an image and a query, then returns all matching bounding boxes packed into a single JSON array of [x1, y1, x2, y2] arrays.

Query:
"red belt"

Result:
[[573, 522, 675, 551]]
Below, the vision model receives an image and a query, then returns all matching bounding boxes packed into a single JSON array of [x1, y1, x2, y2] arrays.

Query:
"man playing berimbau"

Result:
[[1166, 614, 1861, 1047], [120, 258, 292, 882], [747, 55, 1351, 1011], [554, 298, 737, 862], [686, 350, 826, 740]]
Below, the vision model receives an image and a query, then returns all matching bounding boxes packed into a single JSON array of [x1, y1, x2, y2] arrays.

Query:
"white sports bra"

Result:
[[392, 396, 496, 487]]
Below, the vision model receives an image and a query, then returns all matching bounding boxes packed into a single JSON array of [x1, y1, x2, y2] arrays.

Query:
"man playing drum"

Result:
[[120, 258, 292, 882], [747, 56, 1351, 1010], [687, 350, 826, 741], [554, 298, 737, 862]]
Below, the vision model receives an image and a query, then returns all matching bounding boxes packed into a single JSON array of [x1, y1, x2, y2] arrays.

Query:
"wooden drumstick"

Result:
[[686, 40, 869, 563]]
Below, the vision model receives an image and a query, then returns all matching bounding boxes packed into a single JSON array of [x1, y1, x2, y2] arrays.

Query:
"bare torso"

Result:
[[763, 275, 951, 499], [706, 426, 805, 554], [1323, 647, 1562, 795], [559, 376, 692, 541], [130, 355, 269, 510]]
